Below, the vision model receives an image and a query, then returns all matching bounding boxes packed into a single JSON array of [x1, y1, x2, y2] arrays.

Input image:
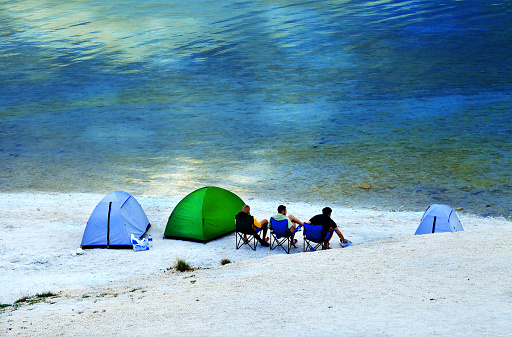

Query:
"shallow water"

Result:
[[1, 0, 511, 217]]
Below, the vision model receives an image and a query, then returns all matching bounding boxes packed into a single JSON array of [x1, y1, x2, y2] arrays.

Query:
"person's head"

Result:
[[242, 205, 250, 214], [277, 205, 287, 214], [322, 207, 332, 216]]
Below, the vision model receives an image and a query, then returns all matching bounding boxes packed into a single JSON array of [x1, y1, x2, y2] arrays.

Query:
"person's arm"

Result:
[[332, 220, 348, 243], [336, 228, 348, 242]]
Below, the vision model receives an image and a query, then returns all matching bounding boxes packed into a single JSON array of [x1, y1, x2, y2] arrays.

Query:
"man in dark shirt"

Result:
[[235, 205, 270, 247], [309, 207, 348, 249]]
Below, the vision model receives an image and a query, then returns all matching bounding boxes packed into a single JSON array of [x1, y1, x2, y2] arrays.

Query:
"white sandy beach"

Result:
[[1, 192, 511, 336]]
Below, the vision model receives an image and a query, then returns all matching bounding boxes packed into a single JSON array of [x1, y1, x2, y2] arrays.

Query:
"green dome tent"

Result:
[[164, 186, 245, 243]]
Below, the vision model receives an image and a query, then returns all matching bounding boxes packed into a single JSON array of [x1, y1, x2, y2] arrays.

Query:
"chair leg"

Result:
[[304, 239, 319, 252], [270, 233, 292, 254], [236, 231, 245, 249], [250, 235, 257, 251], [236, 231, 258, 251]]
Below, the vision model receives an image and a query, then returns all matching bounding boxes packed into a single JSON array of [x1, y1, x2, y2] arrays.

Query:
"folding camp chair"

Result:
[[235, 215, 261, 251], [303, 223, 329, 252], [269, 217, 298, 254]]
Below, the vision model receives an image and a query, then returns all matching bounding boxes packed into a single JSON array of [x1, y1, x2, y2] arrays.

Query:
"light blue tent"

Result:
[[81, 191, 150, 249], [414, 204, 463, 235]]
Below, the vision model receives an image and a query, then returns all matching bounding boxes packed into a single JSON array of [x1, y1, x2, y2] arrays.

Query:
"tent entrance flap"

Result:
[[107, 202, 112, 248]]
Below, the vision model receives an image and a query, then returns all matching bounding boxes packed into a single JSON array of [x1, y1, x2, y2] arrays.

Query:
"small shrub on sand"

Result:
[[221, 259, 231, 265], [36, 292, 56, 298], [174, 258, 193, 272]]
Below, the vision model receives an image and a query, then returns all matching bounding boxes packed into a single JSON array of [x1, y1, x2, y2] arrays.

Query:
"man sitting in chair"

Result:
[[309, 207, 348, 249], [270, 205, 305, 246], [236, 205, 270, 247]]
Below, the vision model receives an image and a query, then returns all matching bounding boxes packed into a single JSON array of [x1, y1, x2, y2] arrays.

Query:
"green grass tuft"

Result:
[[14, 296, 32, 304], [12, 292, 59, 307], [174, 258, 193, 272], [36, 291, 57, 298]]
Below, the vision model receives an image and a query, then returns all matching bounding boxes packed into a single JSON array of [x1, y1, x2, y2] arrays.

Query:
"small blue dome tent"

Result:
[[81, 191, 151, 249], [415, 204, 463, 235]]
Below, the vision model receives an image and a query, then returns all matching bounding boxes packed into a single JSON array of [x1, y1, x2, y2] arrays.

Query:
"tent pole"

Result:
[[107, 202, 112, 248], [432, 216, 436, 234]]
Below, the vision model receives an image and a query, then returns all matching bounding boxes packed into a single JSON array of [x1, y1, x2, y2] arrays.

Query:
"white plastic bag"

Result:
[[131, 234, 149, 251]]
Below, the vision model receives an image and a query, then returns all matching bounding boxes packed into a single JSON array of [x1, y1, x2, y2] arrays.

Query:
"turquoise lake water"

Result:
[[1, 0, 511, 217]]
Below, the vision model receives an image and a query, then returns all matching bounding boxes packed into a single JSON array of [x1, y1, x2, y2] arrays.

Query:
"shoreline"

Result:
[[1, 191, 510, 305]]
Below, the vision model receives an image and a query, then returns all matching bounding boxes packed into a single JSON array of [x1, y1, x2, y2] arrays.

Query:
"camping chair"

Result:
[[269, 217, 298, 254], [303, 223, 329, 252], [235, 215, 261, 251]]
